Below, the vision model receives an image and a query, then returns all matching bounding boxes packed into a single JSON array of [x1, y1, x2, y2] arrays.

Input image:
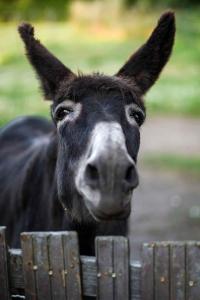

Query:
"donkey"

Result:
[[0, 12, 175, 255]]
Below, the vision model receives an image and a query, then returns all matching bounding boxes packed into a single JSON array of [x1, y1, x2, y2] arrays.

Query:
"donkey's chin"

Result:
[[83, 196, 132, 222], [90, 208, 131, 222]]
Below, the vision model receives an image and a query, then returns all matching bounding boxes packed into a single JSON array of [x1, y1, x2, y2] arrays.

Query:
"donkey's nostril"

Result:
[[125, 165, 134, 183], [124, 163, 138, 192], [85, 163, 99, 185]]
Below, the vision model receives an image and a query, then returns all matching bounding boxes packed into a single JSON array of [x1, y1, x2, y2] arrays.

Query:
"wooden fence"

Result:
[[1, 226, 200, 299]]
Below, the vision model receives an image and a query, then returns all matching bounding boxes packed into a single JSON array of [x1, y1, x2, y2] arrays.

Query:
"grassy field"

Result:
[[143, 154, 200, 175], [0, 9, 200, 126]]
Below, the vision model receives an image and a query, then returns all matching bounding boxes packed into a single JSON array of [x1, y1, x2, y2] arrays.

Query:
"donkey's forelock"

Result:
[[55, 73, 144, 107]]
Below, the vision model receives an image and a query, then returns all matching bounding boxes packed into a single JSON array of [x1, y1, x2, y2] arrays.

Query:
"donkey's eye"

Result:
[[129, 109, 144, 126], [55, 107, 74, 121], [125, 104, 145, 127]]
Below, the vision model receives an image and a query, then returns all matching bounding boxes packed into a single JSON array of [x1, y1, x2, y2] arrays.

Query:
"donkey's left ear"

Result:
[[116, 12, 175, 95]]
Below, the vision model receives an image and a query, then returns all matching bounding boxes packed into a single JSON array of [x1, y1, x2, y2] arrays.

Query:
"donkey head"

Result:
[[18, 12, 175, 222]]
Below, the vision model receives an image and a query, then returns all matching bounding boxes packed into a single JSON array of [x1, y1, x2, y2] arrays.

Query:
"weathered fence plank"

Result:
[[0, 226, 10, 300], [95, 236, 129, 300], [154, 242, 170, 300], [141, 243, 154, 300], [33, 234, 52, 300], [62, 231, 82, 300], [21, 231, 82, 300], [48, 233, 66, 300], [21, 233, 37, 300], [170, 242, 186, 300], [96, 237, 114, 300], [186, 242, 200, 300], [113, 237, 129, 300], [142, 242, 187, 300]]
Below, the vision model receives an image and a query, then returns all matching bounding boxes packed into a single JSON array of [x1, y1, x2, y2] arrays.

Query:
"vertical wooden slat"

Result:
[[48, 233, 66, 300], [170, 242, 186, 300], [141, 243, 154, 300], [154, 242, 170, 300], [21, 232, 37, 300], [186, 242, 200, 300], [113, 237, 129, 300], [96, 236, 129, 300], [96, 237, 114, 300], [33, 233, 51, 300], [0, 227, 10, 299], [62, 231, 82, 300]]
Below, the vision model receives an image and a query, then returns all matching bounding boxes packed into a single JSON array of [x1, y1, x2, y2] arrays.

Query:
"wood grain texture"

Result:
[[186, 242, 200, 300], [96, 237, 114, 300], [0, 226, 10, 299], [21, 232, 37, 300], [95, 236, 129, 300], [48, 233, 66, 300], [62, 231, 82, 300], [154, 242, 170, 300], [33, 233, 52, 300], [141, 243, 154, 300], [170, 242, 186, 300]]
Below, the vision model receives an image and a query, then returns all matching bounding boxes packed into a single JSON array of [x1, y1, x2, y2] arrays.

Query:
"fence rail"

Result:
[[1, 226, 200, 299]]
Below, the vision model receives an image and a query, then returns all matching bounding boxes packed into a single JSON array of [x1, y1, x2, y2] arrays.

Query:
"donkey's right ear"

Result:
[[18, 23, 75, 101]]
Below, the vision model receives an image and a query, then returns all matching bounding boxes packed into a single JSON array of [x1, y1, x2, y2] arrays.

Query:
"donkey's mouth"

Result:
[[88, 203, 131, 222]]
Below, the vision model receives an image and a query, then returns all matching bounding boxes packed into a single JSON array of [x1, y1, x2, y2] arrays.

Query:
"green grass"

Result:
[[0, 9, 200, 126], [143, 154, 200, 174]]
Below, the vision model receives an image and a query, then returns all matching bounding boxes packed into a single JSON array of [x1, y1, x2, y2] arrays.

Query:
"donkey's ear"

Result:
[[18, 23, 75, 100], [116, 12, 175, 95]]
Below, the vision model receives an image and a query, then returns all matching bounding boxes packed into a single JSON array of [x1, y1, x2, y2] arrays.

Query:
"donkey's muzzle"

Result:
[[82, 153, 138, 219], [85, 158, 138, 195], [75, 121, 139, 221]]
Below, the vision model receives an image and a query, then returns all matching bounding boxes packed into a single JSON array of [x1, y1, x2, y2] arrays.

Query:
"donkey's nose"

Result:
[[85, 158, 138, 193]]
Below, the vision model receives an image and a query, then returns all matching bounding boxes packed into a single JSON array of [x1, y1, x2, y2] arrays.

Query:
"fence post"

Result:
[[0, 226, 10, 299], [95, 236, 129, 300], [21, 231, 82, 300]]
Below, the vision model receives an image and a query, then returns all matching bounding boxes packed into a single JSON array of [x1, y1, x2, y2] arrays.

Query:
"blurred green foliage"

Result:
[[0, 0, 71, 21], [143, 154, 200, 175], [0, 0, 199, 21], [125, 0, 200, 8]]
